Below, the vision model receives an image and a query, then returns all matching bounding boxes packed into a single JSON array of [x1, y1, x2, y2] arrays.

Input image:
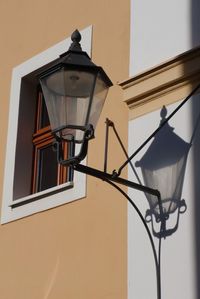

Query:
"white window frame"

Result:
[[1, 26, 92, 224]]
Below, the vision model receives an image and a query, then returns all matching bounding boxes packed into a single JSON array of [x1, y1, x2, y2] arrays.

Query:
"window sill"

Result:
[[10, 181, 74, 208]]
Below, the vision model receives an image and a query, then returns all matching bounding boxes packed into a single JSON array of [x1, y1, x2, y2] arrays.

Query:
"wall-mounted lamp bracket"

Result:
[[73, 163, 160, 198]]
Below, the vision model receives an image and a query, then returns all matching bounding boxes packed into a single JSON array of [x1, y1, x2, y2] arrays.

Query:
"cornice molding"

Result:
[[119, 46, 200, 118]]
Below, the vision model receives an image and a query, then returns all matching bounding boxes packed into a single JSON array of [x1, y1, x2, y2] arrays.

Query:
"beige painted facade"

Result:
[[0, 1, 129, 299]]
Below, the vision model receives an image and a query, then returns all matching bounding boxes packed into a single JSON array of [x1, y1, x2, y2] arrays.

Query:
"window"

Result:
[[11, 78, 73, 206], [1, 26, 91, 223], [32, 88, 69, 193]]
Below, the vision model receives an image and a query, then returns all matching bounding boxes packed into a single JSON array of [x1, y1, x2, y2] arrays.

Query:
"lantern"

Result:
[[39, 30, 112, 144]]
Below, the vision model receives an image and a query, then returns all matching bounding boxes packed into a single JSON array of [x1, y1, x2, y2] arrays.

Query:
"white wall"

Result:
[[128, 97, 200, 299], [130, 0, 200, 76], [128, 2, 200, 297]]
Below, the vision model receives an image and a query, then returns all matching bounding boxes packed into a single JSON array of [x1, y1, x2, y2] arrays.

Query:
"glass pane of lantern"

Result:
[[40, 68, 96, 142], [60, 96, 90, 142], [88, 72, 109, 129]]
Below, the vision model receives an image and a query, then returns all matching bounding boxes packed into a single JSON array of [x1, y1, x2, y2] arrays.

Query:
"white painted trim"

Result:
[[1, 26, 92, 224]]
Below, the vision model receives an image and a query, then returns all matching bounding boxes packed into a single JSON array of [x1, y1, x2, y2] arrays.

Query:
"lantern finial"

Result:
[[69, 29, 82, 52], [160, 106, 167, 121]]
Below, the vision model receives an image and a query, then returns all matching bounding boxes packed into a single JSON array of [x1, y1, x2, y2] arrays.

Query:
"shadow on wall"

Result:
[[191, 0, 200, 298], [190, 94, 200, 299], [191, 0, 200, 47], [134, 106, 200, 239]]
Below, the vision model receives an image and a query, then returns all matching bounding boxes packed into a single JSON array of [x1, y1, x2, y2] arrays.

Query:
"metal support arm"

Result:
[[73, 163, 160, 198]]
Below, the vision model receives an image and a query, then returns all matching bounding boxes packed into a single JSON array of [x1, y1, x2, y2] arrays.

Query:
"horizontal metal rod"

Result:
[[73, 163, 160, 198]]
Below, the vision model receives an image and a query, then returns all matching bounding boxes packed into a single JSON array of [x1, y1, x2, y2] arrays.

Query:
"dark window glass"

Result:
[[37, 145, 58, 192]]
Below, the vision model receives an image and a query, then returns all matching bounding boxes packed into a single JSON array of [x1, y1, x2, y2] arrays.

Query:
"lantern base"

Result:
[[53, 124, 94, 166], [52, 124, 94, 144]]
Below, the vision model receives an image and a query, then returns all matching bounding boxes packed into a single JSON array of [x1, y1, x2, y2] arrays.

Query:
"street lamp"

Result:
[[39, 29, 199, 299], [40, 29, 112, 147]]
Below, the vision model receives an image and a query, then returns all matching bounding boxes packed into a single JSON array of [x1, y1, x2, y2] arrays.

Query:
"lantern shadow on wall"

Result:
[[135, 106, 191, 239]]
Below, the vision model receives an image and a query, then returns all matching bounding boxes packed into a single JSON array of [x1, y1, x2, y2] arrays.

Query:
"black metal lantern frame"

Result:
[[39, 29, 200, 299], [39, 30, 112, 145]]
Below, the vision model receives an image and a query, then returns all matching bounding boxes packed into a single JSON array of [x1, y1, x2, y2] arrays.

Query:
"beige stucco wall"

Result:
[[0, 1, 129, 298]]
